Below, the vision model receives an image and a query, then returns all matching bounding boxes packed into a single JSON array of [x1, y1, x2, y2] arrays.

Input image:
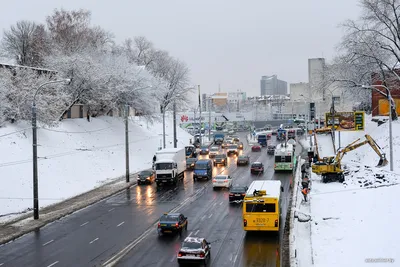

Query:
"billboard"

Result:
[[325, 111, 365, 131]]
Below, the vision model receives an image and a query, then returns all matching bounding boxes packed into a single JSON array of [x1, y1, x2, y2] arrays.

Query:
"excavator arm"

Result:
[[334, 134, 388, 167]]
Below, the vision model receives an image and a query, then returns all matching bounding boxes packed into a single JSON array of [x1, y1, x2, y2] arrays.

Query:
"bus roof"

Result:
[[156, 148, 184, 154], [275, 143, 294, 154], [245, 180, 281, 199]]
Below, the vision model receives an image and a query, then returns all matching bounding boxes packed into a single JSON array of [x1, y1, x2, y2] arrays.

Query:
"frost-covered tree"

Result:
[[0, 68, 70, 125], [0, 20, 49, 66]]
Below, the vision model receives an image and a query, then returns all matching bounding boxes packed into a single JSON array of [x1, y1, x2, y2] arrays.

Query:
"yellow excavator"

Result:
[[312, 134, 388, 183]]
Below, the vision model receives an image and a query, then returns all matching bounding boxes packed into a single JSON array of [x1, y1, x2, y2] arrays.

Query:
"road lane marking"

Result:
[[219, 201, 223, 205], [208, 213, 213, 218], [194, 230, 199, 235], [170, 255, 176, 262], [201, 215, 206, 221], [0, 263, 4, 266], [117, 221, 125, 227], [42, 240, 54, 246], [102, 186, 208, 266], [46, 261, 59, 267], [234, 254, 238, 263], [108, 208, 115, 212], [188, 232, 193, 236], [80, 221, 89, 227], [89, 237, 99, 244], [212, 202, 217, 207]]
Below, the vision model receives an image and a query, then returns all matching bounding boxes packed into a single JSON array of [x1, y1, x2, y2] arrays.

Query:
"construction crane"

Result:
[[312, 134, 388, 183]]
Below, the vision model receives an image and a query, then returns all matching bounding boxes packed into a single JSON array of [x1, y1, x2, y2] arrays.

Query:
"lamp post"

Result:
[[362, 84, 394, 171], [207, 97, 212, 142], [32, 78, 71, 220]]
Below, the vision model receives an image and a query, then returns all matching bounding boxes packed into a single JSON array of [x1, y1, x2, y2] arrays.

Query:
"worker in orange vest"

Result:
[[301, 188, 310, 202]]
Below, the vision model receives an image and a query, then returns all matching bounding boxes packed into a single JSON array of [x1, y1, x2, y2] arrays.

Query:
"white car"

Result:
[[212, 175, 232, 189], [177, 237, 211, 266], [226, 144, 238, 156], [208, 146, 220, 158]]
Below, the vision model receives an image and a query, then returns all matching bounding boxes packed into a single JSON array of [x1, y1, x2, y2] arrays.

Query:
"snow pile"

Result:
[[294, 116, 400, 266], [0, 115, 192, 220]]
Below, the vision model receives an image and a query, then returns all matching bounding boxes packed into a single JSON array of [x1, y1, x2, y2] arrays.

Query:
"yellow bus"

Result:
[[242, 180, 283, 232]]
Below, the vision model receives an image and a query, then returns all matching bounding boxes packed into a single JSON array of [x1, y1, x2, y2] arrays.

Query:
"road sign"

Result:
[[324, 111, 365, 131]]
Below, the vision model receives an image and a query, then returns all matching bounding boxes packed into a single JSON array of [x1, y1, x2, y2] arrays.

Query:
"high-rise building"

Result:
[[260, 75, 287, 96]]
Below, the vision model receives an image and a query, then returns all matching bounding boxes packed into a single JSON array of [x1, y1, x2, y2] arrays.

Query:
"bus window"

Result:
[[285, 156, 292, 162], [245, 203, 276, 213]]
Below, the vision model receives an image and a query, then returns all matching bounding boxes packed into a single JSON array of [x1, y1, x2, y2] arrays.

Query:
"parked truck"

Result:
[[155, 148, 186, 186]]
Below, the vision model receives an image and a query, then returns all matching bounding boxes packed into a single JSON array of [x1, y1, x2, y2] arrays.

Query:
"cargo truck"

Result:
[[155, 148, 186, 186]]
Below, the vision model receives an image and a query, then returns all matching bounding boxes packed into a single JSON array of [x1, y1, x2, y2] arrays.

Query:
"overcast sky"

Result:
[[0, 0, 361, 96]]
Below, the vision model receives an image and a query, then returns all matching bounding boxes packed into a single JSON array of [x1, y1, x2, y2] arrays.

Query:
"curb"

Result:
[[0, 174, 139, 245]]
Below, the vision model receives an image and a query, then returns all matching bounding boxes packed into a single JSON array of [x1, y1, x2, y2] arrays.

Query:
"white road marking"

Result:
[[89, 237, 99, 244], [170, 255, 176, 262], [188, 232, 193, 236], [0, 263, 4, 266], [194, 230, 200, 235], [212, 202, 217, 207], [117, 221, 125, 227], [234, 254, 238, 263], [46, 261, 59, 267], [208, 213, 213, 218], [42, 240, 54, 246], [201, 215, 206, 221], [219, 201, 223, 205], [108, 208, 115, 212], [80, 221, 89, 227]]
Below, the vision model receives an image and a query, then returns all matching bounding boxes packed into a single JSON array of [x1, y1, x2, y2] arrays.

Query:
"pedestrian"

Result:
[[302, 176, 310, 189], [301, 188, 310, 202]]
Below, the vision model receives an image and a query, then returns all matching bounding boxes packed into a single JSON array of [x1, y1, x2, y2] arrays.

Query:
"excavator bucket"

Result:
[[377, 157, 389, 167]]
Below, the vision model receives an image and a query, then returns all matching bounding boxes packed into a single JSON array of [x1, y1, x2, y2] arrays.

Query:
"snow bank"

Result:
[[293, 115, 400, 266], [0, 115, 192, 219]]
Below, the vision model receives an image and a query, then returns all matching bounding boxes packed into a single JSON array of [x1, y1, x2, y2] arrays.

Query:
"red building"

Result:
[[371, 70, 400, 117]]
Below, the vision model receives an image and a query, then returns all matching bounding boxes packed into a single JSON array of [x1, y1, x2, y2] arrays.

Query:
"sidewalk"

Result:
[[0, 174, 137, 245]]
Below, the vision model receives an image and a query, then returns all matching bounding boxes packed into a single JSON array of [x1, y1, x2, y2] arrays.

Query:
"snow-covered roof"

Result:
[[156, 148, 184, 154], [245, 180, 281, 199], [211, 95, 227, 99]]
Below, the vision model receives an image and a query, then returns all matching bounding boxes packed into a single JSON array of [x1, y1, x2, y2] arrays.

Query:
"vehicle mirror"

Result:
[[281, 186, 284, 192]]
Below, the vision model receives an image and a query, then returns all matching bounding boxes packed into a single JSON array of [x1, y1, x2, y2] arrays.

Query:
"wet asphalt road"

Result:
[[0, 133, 298, 267]]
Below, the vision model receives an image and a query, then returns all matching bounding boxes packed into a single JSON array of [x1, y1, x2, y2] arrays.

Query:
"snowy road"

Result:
[[0, 133, 294, 267], [316, 134, 335, 158]]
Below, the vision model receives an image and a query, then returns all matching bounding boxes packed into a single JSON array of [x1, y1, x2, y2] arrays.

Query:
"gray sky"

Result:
[[0, 0, 361, 96]]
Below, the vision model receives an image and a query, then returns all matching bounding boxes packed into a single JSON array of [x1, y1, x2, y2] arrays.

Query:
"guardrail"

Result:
[[289, 155, 303, 267]]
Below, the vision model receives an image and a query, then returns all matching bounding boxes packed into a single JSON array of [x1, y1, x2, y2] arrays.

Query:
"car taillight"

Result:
[[224, 180, 228, 182], [178, 252, 184, 257], [274, 164, 276, 168], [229, 193, 233, 196], [213, 179, 216, 182], [199, 252, 205, 258], [241, 193, 245, 196], [275, 219, 278, 227], [243, 219, 247, 227], [158, 223, 160, 228], [175, 222, 179, 228]]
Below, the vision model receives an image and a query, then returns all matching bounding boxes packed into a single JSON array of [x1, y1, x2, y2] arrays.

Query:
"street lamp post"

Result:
[[32, 78, 71, 220], [208, 97, 212, 142], [362, 84, 394, 171]]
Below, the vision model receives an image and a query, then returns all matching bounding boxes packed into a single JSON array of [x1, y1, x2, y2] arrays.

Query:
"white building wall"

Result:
[[290, 82, 309, 101]]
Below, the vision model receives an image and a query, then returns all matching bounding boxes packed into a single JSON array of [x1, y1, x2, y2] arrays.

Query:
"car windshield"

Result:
[[238, 156, 247, 160], [195, 163, 208, 169], [228, 145, 237, 149], [140, 171, 152, 176], [156, 163, 173, 170], [215, 155, 225, 159], [210, 147, 219, 151], [182, 241, 202, 250], [186, 158, 196, 163], [215, 176, 227, 180], [231, 186, 247, 192], [252, 163, 262, 167], [160, 214, 179, 222], [201, 146, 209, 149]]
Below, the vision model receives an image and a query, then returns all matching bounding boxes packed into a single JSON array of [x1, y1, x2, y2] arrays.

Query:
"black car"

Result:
[[236, 155, 249, 166], [250, 162, 264, 174], [186, 158, 197, 170], [229, 185, 248, 203], [137, 170, 155, 185], [214, 154, 227, 166], [267, 145, 276, 155], [157, 213, 188, 236]]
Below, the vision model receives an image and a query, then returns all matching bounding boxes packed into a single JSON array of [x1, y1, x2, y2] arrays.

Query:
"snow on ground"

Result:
[[0, 114, 192, 220], [292, 115, 399, 267], [315, 134, 335, 158]]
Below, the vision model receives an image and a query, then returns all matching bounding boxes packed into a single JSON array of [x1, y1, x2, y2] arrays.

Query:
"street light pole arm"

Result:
[[33, 79, 71, 104]]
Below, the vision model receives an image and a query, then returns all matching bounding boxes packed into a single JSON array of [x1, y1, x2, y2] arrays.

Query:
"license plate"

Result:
[[160, 224, 167, 226], [162, 180, 167, 182], [164, 230, 172, 233], [235, 194, 240, 196]]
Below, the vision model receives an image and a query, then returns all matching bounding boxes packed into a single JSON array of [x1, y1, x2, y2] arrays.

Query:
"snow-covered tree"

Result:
[[0, 68, 70, 125], [0, 20, 49, 66]]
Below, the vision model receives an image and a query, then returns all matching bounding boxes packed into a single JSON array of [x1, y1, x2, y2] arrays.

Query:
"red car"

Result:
[[251, 162, 264, 174], [251, 143, 261, 152]]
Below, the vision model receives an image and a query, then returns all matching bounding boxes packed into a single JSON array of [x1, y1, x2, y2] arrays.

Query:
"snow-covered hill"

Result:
[[0, 115, 192, 220]]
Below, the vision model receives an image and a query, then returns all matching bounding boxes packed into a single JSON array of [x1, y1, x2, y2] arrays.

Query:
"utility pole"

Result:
[[208, 98, 211, 142], [162, 105, 166, 149], [388, 93, 394, 171], [125, 104, 130, 183], [198, 85, 202, 145], [173, 101, 177, 148], [331, 96, 336, 152], [32, 102, 39, 220]]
